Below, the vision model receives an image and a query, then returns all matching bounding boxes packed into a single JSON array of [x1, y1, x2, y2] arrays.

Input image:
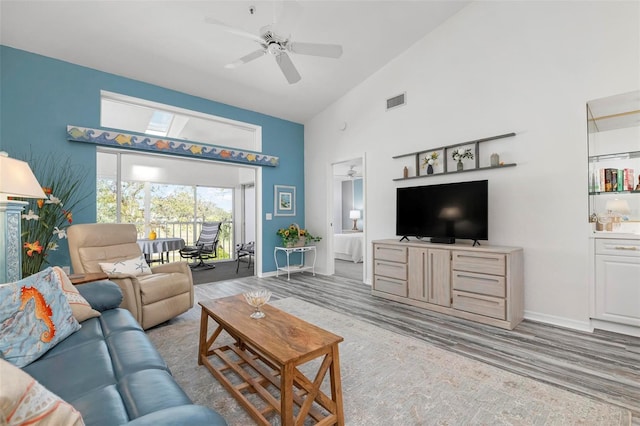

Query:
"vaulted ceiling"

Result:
[[0, 1, 469, 123]]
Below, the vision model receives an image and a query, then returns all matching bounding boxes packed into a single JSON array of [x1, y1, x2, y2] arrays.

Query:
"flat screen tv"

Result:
[[396, 180, 488, 244]]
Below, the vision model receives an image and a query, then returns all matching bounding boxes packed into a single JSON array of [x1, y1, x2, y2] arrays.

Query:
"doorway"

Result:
[[331, 158, 365, 282]]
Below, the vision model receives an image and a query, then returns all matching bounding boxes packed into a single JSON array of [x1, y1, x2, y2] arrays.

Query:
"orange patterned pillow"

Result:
[[0, 359, 84, 425], [51, 267, 100, 323]]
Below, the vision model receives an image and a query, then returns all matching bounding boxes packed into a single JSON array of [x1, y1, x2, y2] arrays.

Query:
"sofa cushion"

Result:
[[119, 369, 193, 419], [99, 255, 152, 276], [107, 329, 168, 378], [76, 280, 123, 312], [53, 266, 100, 322], [23, 336, 116, 403], [0, 358, 84, 425], [126, 405, 228, 426], [70, 385, 129, 426], [0, 268, 80, 367]]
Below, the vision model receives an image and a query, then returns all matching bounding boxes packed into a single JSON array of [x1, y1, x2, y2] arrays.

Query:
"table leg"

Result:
[[281, 363, 295, 425], [286, 250, 291, 281], [198, 310, 208, 365], [329, 344, 345, 425]]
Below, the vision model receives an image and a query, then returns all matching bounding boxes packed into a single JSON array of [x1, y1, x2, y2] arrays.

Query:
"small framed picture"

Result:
[[274, 185, 296, 216]]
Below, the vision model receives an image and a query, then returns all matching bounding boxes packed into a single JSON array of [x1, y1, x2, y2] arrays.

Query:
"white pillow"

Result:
[[0, 359, 85, 425], [98, 255, 152, 277]]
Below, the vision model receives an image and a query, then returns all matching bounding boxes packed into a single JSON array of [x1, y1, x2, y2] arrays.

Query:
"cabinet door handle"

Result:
[[612, 246, 638, 251], [378, 247, 404, 253], [377, 262, 403, 269], [456, 273, 499, 283], [457, 254, 501, 262], [457, 294, 502, 305]]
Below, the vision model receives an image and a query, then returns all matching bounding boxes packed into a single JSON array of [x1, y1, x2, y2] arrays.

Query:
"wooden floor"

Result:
[[195, 272, 640, 423]]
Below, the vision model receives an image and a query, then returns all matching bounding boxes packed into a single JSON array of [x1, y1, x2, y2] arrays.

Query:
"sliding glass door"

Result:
[[96, 150, 238, 261]]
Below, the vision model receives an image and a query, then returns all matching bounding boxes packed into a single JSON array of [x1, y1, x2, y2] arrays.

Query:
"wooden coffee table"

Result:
[[198, 294, 345, 425]]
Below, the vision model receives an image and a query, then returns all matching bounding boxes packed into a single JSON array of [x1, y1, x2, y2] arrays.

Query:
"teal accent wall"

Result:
[[0, 45, 304, 272]]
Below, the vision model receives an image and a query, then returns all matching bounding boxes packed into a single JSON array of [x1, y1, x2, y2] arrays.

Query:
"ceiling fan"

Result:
[[205, 17, 343, 84], [336, 165, 361, 179]]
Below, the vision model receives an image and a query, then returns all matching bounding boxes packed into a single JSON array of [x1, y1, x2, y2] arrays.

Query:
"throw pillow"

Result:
[[51, 267, 100, 323], [98, 255, 152, 277], [0, 268, 81, 368], [0, 359, 84, 425]]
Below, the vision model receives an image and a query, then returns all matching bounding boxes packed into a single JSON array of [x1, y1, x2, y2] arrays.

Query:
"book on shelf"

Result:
[[593, 168, 636, 192]]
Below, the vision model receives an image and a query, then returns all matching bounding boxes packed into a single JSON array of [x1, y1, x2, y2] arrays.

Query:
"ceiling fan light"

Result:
[[267, 43, 282, 56]]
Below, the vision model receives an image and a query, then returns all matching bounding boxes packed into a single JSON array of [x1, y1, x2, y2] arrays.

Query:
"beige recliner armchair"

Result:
[[67, 223, 194, 329]]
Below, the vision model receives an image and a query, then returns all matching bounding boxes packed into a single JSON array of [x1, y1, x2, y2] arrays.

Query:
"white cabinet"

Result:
[[372, 240, 524, 330], [593, 238, 640, 327]]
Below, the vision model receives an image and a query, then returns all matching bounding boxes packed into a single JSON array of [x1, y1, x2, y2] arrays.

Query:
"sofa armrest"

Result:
[[125, 405, 227, 426], [76, 280, 123, 311], [151, 261, 191, 276], [107, 276, 143, 321]]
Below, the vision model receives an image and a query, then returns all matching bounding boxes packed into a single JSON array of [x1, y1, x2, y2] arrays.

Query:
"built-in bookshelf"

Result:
[[588, 150, 639, 195]]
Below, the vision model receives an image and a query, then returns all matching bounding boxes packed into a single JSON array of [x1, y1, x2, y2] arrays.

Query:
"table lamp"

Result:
[[0, 152, 46, 282], [349, 209, 361, 231], [605, 198, 631, 230]]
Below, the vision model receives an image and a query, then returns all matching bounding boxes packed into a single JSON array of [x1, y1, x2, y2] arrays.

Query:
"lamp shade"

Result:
[[605, 199, 631, 214], [0, 152, 46, 200], [349, 210, 361, 220]]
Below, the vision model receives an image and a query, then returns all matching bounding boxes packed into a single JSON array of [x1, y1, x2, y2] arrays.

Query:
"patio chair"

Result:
[[179, 222, 222, 269], [235, 241, 255, 273]]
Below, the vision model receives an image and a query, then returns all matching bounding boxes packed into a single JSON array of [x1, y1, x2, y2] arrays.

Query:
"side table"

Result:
[[274, 246, 317, 280]]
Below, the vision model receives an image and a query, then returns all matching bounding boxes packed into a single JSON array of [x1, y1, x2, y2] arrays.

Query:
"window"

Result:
[[100, 91, 260, 151]]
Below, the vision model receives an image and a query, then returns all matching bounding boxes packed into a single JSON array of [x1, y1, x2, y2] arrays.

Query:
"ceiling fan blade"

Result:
[[275, 52, 301, 84], [225, 49, 266, 69], [288, 42, 343, 59], [204, 17, 265, 44]]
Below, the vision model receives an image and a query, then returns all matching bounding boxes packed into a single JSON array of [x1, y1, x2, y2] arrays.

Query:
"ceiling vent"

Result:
[[386, 92, 406, 111]]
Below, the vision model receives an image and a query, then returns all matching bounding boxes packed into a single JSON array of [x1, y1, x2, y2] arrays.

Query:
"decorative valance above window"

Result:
[[67, 126, 279, 167]]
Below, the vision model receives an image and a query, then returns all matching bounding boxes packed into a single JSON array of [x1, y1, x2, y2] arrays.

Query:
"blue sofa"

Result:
[[22, 280, 226, 426]]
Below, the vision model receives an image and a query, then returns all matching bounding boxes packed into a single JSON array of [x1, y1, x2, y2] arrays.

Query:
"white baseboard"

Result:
[[524, 311, 593, 333], [590, 319, 640, 337]]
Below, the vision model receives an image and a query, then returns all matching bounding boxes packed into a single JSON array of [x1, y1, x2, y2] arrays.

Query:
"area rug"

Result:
[[146, 298, 631, 425]]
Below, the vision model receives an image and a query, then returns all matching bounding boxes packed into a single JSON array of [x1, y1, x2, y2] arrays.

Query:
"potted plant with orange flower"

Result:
[[18, 154, 89, 277]]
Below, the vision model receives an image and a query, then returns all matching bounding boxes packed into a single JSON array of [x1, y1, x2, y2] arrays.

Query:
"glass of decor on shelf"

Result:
[[243, 288, 272, 319], [452, 148, 474, 171], [422, 152, 439, 175]]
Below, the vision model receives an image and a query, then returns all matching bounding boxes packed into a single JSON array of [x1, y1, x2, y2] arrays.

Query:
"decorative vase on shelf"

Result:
[[490, 153, 500, 167], [427, 164, 434, 175], [457, 160, 464, 171]]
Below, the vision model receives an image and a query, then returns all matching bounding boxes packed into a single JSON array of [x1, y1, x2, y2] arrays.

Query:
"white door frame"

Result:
[[327, 154, 367, 283]]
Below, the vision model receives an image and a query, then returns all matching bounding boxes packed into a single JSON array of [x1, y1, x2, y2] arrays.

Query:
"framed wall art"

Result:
[[274, 185, 296, 216]]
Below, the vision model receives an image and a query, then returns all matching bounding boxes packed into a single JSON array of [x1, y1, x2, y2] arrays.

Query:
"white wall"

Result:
[[304, 1, 640, 330]]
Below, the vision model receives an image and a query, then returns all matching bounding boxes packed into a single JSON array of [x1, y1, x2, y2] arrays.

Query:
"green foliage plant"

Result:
[[18, 154, 89, 277], [276, 223, 321, 247]]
